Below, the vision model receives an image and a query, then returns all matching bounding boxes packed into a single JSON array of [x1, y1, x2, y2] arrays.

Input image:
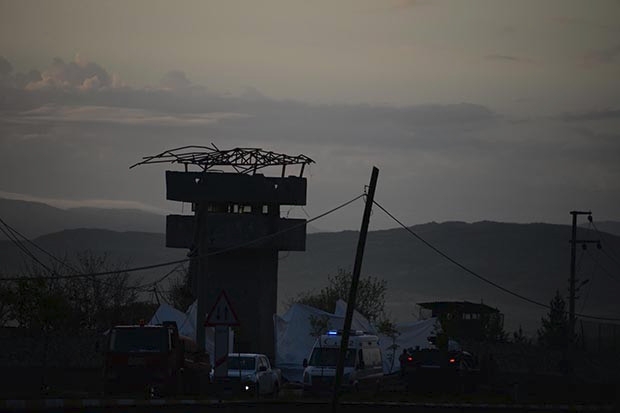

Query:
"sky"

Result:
[[0, 0, 619, 231]]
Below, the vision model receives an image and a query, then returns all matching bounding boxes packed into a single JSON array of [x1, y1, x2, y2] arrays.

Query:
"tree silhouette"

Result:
[[512, 325, 530, 345], [3, 251, 142, 332], [308, 314, 332, 339], [286, 267, 387, 322], [165, 265, 195, 312], [537, 289, 569, 348], [376, 317, 400, 373]]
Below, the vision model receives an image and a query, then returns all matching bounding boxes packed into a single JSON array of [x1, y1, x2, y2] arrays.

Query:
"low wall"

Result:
[[0, 328, 103, 368]]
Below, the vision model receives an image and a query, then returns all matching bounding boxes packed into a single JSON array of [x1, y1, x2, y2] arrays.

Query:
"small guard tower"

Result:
[[132, 146, 313, 360]]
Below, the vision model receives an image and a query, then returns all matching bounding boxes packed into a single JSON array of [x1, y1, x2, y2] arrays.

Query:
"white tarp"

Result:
[[150, 301, 232, 364], [150, 303, 196, 338], [274, 300, 373, 383], [151, 299, 438, 381], [377, 318, 438, 374], [333, 300, 377, 334], [274, 299, 438, 382]]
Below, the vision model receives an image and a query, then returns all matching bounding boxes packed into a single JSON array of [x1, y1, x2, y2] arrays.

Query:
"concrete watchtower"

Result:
[[132, 146, 313, 360]]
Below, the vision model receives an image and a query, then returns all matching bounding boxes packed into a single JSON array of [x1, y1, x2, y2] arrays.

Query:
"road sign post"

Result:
[[205, 290, 240, 380]]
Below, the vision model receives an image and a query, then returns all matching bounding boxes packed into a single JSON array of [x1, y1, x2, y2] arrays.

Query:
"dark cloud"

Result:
[[160, 70, 191, 90], [0, 56, 618, 228], [497, 25, 517, 35], [0, 56, 13, 76], [239, 86, 267, 101], [0, 55, 497, 148], [24, 56, 114, 91], [159, 70, 209, 96], [0, 55, 119, 92], [583, 44, 620, 66], [0, 57, 42, 89], [484, 54, 533, 64], [14, 70, 42, 89], [363, 0, 423, 13], [11, 104, 249, 128], [560, 108, 620, 122], [550, 16, 620, 32]]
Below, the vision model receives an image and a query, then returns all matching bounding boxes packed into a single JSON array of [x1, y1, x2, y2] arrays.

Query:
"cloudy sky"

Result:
[[0, 0, 619, 231]]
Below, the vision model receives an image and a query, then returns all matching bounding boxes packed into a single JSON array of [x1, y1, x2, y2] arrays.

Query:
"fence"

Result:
[[579, 320, 620, 354]]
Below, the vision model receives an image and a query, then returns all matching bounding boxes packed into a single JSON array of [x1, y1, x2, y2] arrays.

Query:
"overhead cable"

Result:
[[585, 248, 620, 284], [372, 199, 620, 322], [0, 221, 55, 274], [589, 219, 620, 267], [0, 218, 125, 290], [0, 193, 364, 282]]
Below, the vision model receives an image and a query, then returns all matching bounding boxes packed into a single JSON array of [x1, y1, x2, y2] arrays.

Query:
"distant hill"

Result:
[[1, 222, 619, 336], [0, 197, 326, 238], [0, 198, 165, 238], [279, 221, 620, 335], [0, 228, 186, 286], [581, 220, 620, 237]]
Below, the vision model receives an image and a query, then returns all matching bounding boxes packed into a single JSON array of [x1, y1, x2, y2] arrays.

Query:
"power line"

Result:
[[0, 252, 189, 282], [600, 247, 620, 271], [585, 248, 620, 284], [0, 222, 55, 274], [589, 219, 620, 267], [188, 192, 364, 257], [579, 279, 593, 314], [585, 218, 620, 280], [372, 199, 620, 322], [0, 218, 132, 290], [0, 193, 364, 282], [576, 247, 585, 274], [372, 200, 551, 308], [1, 214, 186, 291], [0, 217, 79, 273], [133, 263, 186, 293], [579, 267, 595, 314]]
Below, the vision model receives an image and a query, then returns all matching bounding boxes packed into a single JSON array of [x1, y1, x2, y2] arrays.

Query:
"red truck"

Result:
[[102, 321, 210, 397]]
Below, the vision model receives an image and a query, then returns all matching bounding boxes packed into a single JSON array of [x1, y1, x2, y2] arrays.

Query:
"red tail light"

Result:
[[449, 358, 456, 364], [407, 356, 413, 362]]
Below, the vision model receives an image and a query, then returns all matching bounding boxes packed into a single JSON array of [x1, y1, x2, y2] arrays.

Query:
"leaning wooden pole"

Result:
[[331, 166, 379, 413], [195, 202, 208, 353]]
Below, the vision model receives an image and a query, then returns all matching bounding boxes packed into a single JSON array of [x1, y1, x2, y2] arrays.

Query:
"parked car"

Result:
[[225, 353, 282, 397], [401, 336, 479, 391]]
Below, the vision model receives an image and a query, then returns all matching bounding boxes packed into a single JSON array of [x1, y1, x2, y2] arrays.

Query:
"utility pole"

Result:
[[568, 210, 598, 342], [331, 166, 379, 413], [195, 202, 208, 353]]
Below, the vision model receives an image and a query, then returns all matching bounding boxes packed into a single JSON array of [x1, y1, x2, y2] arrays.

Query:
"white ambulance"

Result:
[[302, 330, 383, 393]]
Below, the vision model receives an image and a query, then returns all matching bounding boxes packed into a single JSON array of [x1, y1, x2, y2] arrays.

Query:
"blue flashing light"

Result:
[[327, 330, 338, 335]]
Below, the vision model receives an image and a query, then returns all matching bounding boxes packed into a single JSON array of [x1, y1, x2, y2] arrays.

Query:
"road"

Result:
[[0, 398, 616, 412]]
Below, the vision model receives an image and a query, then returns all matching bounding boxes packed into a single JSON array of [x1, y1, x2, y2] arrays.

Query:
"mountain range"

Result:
[[1, 198, 619, 336], [0, 198, 165, 239], [0, 198, 325, 239]]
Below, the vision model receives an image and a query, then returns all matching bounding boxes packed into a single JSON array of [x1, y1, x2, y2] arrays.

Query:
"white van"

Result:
[[302, 330, 383, 393]]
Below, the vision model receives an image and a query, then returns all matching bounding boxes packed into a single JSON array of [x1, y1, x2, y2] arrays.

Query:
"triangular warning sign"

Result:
[[205, 290, 240, 326]]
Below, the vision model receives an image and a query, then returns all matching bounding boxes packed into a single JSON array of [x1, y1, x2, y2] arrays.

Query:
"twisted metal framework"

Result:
[[130, 145, 314, 176]]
